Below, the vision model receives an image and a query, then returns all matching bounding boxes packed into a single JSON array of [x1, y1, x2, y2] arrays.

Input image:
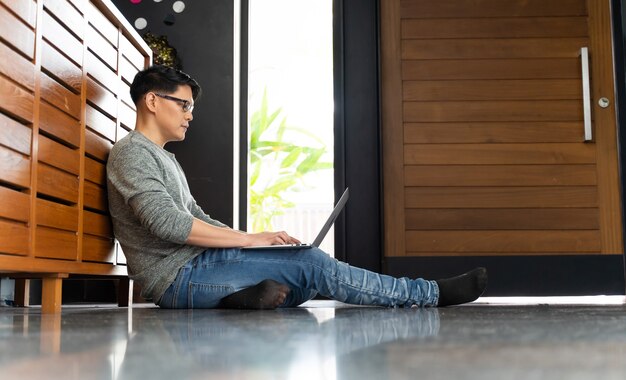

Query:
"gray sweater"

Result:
[[106, 130, 227, 301]]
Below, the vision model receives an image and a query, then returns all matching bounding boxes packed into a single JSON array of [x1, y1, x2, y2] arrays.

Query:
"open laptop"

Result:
[[242, 188, 349, 250]]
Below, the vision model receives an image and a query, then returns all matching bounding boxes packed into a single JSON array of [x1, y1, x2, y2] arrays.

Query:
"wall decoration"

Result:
[[134, 17, 147, 29], [172, 1, 185, 13]]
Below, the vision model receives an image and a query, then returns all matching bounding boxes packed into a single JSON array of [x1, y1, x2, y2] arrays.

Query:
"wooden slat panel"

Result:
[[0, 75, 34, 122], [42, 9, 83, 66], [118, 100, 136, 131], [84, 156, 105, 185], [119, 33, 145, 71], [36, 198, 78, 231], [85, 127, 112, 161], [404, 100, 582, 122], [0, 145, 30, 188], [40, 72, 81, 119], [85, 103, 115, 142], [86, 1, 118, 47], [66, 0, 85, 14], [0, 3, 35, 59], [405, 143, 595, 165], [83, 210, 112, 237], [41, 40, 81, 93], [402, 59, 581, 81], [119, 81, 134, 110], [37, 163, 78, 203], [117, 125, 130, 141], [38, 134, 79, 175], [39, 101, 80, 147], [85, 50, 118, 95], [405, 186, 597, 208], [404, 122, 584, 143], [83, 180, 107, 211], [400, 0, 587, 18], [402, 17, 588, 39], [43, 0, 84, 40], [117, 244, 126, 265], [87, 76, 117, 119], [405, 230, 600, 253], [0, 41, 35, 91], [403, 79, 581, 101], [0, 112, 31, 155], [0, 219, 29, 255], [35, 226, 77, 260], [1, 0, 37, 27], [82, 234, 115, 263], [405, 165, 597, 186], [86, 24, 117, 70], [406, 208, 599, 230], [0, 186, 29, 222], [402, 38, 588, 60], [120, 55, 138, 85]]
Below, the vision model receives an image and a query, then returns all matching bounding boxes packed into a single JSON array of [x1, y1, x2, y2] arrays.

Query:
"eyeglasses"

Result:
[[154, 93, 194, 113]]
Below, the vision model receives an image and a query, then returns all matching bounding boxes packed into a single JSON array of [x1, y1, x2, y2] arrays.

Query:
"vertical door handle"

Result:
[[580, 47, 592, 142]]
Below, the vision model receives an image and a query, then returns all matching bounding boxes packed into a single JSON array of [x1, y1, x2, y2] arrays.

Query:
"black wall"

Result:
[[112, 0, 235, 226]]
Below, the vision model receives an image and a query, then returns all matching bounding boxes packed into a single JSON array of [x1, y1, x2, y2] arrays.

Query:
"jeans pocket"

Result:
[[188, 281, 235, 309]]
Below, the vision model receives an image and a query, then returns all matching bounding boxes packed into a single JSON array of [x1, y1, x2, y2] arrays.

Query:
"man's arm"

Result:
[[186, 218, 301, 248]]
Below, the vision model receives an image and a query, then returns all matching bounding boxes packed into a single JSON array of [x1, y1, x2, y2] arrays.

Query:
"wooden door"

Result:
[[381, 0, 623, 262]]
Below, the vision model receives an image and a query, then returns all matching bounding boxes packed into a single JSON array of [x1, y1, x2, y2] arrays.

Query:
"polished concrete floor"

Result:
[[1, 300, 626, 380]]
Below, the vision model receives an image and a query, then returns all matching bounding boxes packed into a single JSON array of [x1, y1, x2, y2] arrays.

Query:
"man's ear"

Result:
[[144, 92, 158, 113]]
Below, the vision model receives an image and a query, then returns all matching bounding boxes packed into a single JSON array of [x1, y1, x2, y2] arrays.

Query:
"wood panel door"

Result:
[[381, 0, 623, 259]]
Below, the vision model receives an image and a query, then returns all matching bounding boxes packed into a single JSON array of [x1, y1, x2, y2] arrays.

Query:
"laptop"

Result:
[[242, 188, 349, 250]]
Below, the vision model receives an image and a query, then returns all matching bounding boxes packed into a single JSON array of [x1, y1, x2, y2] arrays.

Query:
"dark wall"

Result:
[[112, 0, 235, 226]]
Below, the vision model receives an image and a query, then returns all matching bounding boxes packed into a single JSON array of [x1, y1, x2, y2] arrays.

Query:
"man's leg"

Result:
[[218, 279, 291, 309]]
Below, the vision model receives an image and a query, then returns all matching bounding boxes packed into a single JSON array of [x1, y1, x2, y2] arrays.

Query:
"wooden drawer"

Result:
[[85, 49, 119, 95], [87, 76, 117, 119], [118, 98, 136, 131], [87, 1, 117, 47], [86, 24, 117, 71], [42, 40, 82, 93], [0, 112, 31, 155], [37, 197, 78, 231], [38, 134, 80, 175], [40, 72, 81, 119], [0, 219, 29, 255], [83, 180, 107, 211], [0, 186, 29, 222], [85, 104, 115, 142], [42, 9, 83, 67], [0, 41, 35, 91], [120, 55, 139, 85], [85, 127, 112, 161], [37, 163, 79, 204], [35, 226, 77, 260], [43, 0, 84, 41], [0, 144, 30, 189], [82, 233, 115, 263], [0, 3, 35, 59], [120, 33, 145, 71], [1, 0, 37, 28], [84, 155, 106, 185], [83, 209, 112, 237], [39, 101, 80, 148], [0, 75, 34, 123]]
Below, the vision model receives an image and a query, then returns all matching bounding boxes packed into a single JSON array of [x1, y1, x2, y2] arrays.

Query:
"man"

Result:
[[106, 65, 487, 309]]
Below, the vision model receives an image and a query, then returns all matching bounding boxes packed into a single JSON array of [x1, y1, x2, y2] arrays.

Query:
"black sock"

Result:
[[219, 279, 291, 309], [436, 267, 488, 307]]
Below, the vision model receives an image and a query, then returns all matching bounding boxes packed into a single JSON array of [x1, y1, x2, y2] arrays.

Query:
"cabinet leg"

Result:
[[14, 279, 30, 307], [118, 278, 133, 307], [41, 277, 63, 314]]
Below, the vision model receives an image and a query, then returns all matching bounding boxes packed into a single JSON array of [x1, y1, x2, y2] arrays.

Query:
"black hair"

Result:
[[130, 65, 201, 105]]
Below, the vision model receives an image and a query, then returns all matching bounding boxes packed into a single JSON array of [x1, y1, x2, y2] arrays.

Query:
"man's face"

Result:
[[152, 85, 194, 143]]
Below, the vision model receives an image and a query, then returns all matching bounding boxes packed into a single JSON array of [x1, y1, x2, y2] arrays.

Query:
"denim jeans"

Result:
[[157, 247, 439, 308]]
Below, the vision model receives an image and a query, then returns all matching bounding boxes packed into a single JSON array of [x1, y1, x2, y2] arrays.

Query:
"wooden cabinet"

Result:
[[0, 0, 151, 312]]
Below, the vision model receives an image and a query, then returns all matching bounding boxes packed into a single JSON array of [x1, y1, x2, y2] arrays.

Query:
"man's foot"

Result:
[[219, 279, 291, 309], [435, 267, 488, 307]]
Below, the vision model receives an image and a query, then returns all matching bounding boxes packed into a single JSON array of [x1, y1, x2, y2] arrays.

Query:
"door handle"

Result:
[[580, 47, 592, 142]]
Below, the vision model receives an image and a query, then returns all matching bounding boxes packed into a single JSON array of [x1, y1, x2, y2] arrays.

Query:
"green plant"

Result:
[[248, 89, 332, 232]]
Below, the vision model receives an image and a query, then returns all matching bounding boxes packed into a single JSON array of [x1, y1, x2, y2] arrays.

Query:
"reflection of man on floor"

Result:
[[106, 65, 487, 309]]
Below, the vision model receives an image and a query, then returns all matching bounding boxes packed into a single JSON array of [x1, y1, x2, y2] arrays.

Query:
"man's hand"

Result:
[[245, 231, 302, 247]]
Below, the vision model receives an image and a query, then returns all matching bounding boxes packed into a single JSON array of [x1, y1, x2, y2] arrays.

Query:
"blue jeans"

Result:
[[157, 247, 439, 308]]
